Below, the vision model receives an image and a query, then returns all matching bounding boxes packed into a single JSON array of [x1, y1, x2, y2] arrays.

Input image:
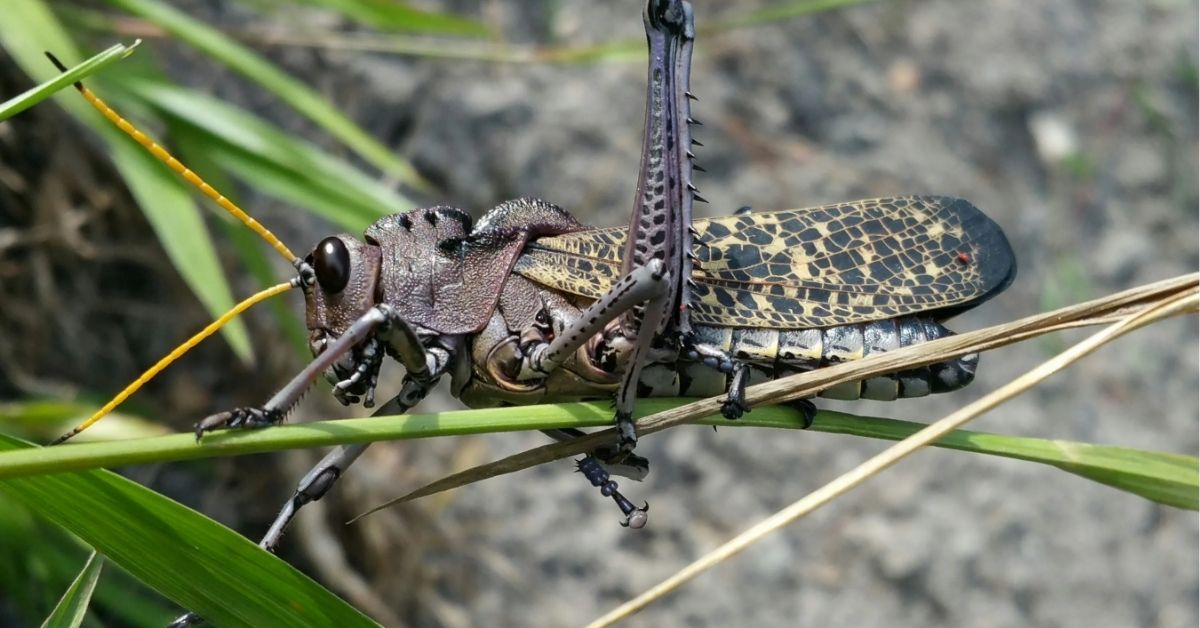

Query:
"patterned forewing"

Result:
[[513, 196, 1015, 329], [513, 226, 625, 298]]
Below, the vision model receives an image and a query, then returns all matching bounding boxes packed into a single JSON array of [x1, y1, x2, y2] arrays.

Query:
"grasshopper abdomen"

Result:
[[680, 319, 975, 402]]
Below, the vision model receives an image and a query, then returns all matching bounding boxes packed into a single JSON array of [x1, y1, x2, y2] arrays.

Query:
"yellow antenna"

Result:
[[44, 52, 300, 265], [50, 280, 297, 445], [44, 50, 310, 444]]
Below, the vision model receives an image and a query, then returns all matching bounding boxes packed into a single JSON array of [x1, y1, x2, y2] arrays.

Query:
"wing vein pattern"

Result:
[[512, 196, 1016, 329]]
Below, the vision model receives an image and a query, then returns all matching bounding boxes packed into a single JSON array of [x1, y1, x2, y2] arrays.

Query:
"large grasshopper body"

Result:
[[311, 194, 1012, 416], [282, 189, 1012, 532]]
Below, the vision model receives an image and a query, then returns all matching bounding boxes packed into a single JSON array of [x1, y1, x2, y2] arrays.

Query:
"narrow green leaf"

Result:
[[291, 0, 490, 36], [106, 0, 432, 192], [0, 433, 378, 628], [705, 0, 879, 31], [0, 41, 136, 121], [1049, 448, 1198, 511], [0, 400, 168, 443], [41, 551, 103, 628], [105, 134, 257, 363], [0, 401, 1193, 509], [0, 493, 173, 627], [0, 0, 254, 361], [120, 79, 403, 230], [0, 2, 88, 107], [0, 401, 101, 426], [814, 412, 1199, 511], [224, 0, 884, 66], [380, 0, 881, 65], [172, 127, 311, 358], [202, 142, 387, 232]]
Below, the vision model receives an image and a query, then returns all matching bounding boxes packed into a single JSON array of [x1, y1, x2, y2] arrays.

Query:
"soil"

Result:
[[1, 1, 1196, 626]]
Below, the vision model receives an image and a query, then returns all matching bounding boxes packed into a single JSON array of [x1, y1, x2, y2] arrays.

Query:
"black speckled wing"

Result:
[[512, 196, 1016, 329]]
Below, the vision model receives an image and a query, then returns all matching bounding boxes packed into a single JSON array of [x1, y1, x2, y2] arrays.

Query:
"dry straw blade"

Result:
[[351, 273, 1198, 518], [586, 280, 1199, 627]]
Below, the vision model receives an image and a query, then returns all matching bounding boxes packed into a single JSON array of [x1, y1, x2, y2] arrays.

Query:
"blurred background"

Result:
[[0, 0, 1196, 626]]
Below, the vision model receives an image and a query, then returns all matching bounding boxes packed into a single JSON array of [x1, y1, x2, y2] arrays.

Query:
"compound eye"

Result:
[[313, 236, 351, 294]]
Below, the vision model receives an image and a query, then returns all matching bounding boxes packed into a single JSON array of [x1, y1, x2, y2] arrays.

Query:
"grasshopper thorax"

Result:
[[303, 205, 493, 356]]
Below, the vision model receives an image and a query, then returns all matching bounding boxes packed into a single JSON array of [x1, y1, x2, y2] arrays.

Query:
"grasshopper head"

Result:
[[303, 234, 382, 358]]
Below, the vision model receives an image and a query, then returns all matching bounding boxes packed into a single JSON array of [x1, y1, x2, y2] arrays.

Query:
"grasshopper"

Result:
[[49, 0, 1014, 623]]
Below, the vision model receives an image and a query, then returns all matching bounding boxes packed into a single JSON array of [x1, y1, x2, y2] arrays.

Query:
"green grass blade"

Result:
[[705, 0, 879, 31], [0, 0, 253, 361], [813, 412, 1199, 511], [0, 493, 174, 627], [0, 41, 135, 121], [171, 128, 311, 358], [104, 132, 256, 362], [106, 0, 431, 192], [292, 0, 489, 36], [0, 433, 378, 628], [120, 79, 405, 230], [41, 551, 103, 628], [0, 400, 168, 443], [1, 400, 1193, 509]]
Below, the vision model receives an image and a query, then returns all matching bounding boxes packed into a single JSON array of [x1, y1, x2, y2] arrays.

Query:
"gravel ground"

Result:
[[2, 1, 1196, 627]]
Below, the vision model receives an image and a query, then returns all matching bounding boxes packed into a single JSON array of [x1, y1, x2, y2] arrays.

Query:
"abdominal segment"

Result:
[[672, 318, 978, 401]]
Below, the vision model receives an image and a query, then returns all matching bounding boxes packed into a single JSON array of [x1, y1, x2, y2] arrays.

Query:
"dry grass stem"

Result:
[[586, 283, 1198, 627], [351, 273, 1197, 521]]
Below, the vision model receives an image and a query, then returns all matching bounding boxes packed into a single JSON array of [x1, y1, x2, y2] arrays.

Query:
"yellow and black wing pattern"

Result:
[[512, 196, 1016, 329]]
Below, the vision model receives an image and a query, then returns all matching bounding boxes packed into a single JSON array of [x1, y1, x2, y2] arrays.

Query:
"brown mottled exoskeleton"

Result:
[[49, 2, 1014, 625]]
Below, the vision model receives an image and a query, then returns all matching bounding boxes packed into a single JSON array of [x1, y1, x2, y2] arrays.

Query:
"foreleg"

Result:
[[169, 322, 450, 627], [257, 339, 445, 555], [251, 321, 449, 554], [195, 304, 419, 437]]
